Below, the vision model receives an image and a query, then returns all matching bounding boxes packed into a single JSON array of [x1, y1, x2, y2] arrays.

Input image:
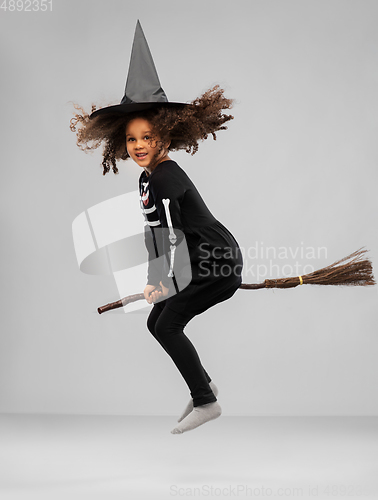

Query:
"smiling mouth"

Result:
[[136, 153, 147, 159]]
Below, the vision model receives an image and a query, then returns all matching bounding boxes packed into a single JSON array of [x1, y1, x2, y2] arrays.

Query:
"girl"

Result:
[[71, 84, 243, 435]]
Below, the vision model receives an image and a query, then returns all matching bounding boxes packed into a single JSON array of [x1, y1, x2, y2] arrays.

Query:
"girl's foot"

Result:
[[177, 381, 219, 422], [171, 401, 222, 434]]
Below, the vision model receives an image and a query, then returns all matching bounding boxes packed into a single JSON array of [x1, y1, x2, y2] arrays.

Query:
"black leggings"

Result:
[[147, 300, 217, 407]]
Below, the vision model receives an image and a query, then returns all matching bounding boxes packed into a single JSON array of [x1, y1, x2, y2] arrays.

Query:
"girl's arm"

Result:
[[149, 170, 187, 289], [143, 223, 163, 286]]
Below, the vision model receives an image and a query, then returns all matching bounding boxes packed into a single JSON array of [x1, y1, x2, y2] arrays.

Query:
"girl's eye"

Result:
[[126, 136, 153, 142]]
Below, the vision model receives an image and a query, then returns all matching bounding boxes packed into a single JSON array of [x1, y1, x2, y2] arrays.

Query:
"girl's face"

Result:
[[125, 117, 170, 174]]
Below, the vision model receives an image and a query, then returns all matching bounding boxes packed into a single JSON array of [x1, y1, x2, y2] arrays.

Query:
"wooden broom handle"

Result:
[[97, 247, 375, 314], [239, 282, 266, 290], [97, 283, 266, 314], [97, 286, 162, 314]]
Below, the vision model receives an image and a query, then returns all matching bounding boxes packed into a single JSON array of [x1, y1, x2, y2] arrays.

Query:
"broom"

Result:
[[97, 247, 375, 314]]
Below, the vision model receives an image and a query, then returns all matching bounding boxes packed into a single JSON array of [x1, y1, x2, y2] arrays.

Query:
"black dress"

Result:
[[139, 160, 243, 314]]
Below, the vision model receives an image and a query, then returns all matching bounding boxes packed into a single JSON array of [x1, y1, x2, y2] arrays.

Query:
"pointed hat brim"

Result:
[[90, 101, 187, 119]]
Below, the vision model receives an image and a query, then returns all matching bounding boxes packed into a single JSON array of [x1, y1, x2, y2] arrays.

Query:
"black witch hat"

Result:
[[90, 20, 187, 119]]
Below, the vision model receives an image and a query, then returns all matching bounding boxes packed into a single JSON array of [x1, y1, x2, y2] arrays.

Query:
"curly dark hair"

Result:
[[70, 85, 234, 175]]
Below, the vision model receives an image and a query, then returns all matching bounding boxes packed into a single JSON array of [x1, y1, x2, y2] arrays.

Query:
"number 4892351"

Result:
[[1, 0, 53, 11]]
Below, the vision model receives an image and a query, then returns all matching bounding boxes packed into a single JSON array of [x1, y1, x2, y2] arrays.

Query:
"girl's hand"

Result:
[[144, 282, 169, 304]]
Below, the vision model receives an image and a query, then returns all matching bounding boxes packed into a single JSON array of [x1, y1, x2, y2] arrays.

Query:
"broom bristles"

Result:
[[263, 247, 375, 289]]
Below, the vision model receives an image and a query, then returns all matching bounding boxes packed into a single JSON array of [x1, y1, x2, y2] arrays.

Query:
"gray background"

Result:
[[1, 0, 377, 416]]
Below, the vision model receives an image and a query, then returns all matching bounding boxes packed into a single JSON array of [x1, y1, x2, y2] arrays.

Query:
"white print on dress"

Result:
[[162, 198, 177, 277]]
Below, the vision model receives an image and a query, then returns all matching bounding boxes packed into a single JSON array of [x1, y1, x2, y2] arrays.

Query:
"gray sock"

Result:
[[177, 381, 219, 423], [171, 401, 222, 434]]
